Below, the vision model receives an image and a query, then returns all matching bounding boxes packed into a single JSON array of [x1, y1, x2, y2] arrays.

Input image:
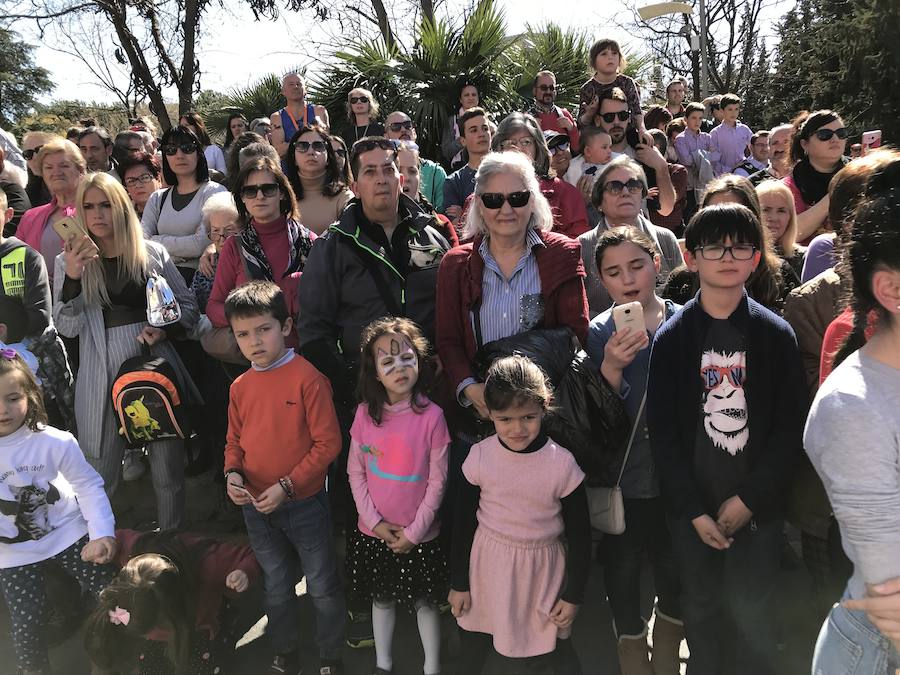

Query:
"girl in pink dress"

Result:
[[448, 355, 591, 673], [347, 317, 450, 675]]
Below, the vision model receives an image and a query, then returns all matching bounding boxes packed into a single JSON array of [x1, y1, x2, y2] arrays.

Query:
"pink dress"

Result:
[[458, 435, 584, 657]]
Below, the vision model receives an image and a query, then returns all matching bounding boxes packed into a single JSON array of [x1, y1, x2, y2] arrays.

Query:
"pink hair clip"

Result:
[[108, 606, 131, 626], [0, 349, 18, 360]]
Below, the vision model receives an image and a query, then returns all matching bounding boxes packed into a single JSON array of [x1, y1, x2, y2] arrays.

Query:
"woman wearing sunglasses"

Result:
[[579, 156, 684, 316], [206, 156, 315, 351], [141, 126, 228, 285], [284, 125, 353, 235], [784, 110, 849, 244], [342, 87, 385, 150], [436, 150, 589, 423]]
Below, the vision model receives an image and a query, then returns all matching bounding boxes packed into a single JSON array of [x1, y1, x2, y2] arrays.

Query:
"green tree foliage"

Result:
[[0, 28, 53, 129], [195, 77, 284, 142], [767, 0, 900, 142], [15, 100, 132, 137]]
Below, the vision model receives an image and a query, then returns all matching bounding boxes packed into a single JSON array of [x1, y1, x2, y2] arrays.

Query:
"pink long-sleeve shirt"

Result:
[[348, 398, 450, 544]]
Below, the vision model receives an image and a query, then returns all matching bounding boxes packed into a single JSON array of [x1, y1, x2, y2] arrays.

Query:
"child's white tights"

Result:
[[373, 597, 441, 674]]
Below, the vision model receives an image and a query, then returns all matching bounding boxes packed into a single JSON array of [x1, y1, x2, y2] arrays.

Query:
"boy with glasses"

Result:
[[647, 203, 806, 675]]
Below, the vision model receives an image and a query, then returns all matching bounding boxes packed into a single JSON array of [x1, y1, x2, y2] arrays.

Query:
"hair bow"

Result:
[[0, 349, 18, 360], [108, 606, 131, 626]]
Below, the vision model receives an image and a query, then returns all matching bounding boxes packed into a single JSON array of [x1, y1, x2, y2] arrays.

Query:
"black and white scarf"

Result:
[[239, 217, 314, 281]]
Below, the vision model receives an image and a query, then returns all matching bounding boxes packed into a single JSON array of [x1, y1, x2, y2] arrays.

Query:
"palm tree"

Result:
[[199, 74, 290, 141], [511, 23, 592, 111]]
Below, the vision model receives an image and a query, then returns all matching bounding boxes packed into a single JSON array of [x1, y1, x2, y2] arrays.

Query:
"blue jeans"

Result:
[[813, 592, 900, 675], [670, 516, 781, 675], [243, 491, 346, 659]]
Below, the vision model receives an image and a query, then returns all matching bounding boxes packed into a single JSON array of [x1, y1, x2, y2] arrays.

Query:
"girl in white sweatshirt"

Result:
[[0, 350, 117, 674]]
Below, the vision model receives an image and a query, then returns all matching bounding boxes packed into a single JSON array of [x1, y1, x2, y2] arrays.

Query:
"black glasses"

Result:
[[812, 127, 848, 142], [388, 120, 414, 132], [162, 142, 198, 156], [694, 243, 757, 261], [333, 148, 347, 158], [480, 191, 531, 209], [602, 179, 645, 196], [23, 146, 43, 160], [599, 110, 630, 124], [537, 84, 556, 91], [124, 173, 155, 187], [351, 137, 396, 162], [349, 96, 369, 104], [240, 183, 280, 199], [296, 140, 327, 154]]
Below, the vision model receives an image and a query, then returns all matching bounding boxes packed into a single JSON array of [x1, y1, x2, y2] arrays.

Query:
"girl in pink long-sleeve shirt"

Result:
[[347, 317, 450, 675]]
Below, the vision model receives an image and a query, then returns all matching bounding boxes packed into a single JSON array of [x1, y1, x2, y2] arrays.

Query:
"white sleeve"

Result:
[[55, 435, 115, 540]]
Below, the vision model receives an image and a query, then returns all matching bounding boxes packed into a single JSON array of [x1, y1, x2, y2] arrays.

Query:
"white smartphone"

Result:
[[862, 130, 882, 149], [612, 301, 645, 334]]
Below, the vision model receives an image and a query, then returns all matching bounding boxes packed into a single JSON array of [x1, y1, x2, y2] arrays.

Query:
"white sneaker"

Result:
[[122, 448, 146, 481]]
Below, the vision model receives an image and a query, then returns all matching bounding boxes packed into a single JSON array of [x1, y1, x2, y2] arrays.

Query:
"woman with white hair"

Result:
[[191, 191, 243, 312], [436, 151, 589, 421]]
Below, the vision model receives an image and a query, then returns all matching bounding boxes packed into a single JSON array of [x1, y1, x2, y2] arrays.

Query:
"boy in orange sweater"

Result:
[[223, 280, 346, 675]]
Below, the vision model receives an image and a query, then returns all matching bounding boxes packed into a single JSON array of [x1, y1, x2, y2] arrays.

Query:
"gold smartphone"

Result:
[[52, 217, 98, 254]]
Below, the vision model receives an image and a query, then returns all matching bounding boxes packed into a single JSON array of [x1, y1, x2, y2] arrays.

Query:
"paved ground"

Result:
[[0, 466, 823, 674]]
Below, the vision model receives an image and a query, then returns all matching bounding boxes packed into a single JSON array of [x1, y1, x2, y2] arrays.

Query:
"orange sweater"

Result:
[[225, 354, 341, 498]]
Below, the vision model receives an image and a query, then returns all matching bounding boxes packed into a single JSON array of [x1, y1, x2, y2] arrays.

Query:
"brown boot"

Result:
[[617, 625, 653, 675], [650, 610, 684, 675]]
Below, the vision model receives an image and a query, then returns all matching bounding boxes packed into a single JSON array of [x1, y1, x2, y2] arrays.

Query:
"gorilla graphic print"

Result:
[[701, 348, 748, 455]]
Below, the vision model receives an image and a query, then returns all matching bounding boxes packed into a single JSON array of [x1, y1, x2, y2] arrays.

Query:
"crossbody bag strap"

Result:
[[347, 242, 403, 316], [615, 388, 647, 488]]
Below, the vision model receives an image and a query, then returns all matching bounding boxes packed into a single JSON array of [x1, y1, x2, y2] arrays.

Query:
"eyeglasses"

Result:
[[124, 173, 155, 187], [350, 137, 396, 162], [240, 183, 280, 199], [210, 228, 241, 241], [333, 148, 347, 158], [23, 146, 43, 160], [349, 96, 370, 104], [599, 110, 630, 124], [549, 141, 570, 155], [499, 138, 535, 150], [480, 191, 531, 209], [388, 120, 414, 132], [694, 243, 757, 261], [296, 140, 328, 154], [701, 364, 745, 390], [537, 84, 556, 91], [602, 179, 645, 196], [162, 142, 198, 156], [812, 127, 848, 142]]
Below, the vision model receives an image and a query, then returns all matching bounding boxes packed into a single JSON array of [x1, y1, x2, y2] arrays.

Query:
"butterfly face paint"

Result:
[[375, 335, 418, 378]]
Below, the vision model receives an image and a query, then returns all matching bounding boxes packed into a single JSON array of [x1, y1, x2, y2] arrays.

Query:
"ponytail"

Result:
[[833, 297, 872, 367]]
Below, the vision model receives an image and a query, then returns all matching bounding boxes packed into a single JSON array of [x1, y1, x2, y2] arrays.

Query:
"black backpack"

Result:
[[111, 344, 189, 448]]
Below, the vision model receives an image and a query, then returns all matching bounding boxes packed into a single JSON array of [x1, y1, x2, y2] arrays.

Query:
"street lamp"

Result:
[[637, 1, 708, 98]]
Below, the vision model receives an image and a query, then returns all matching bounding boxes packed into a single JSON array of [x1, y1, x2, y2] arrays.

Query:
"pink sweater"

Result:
[[348, 398, 450, 544], [207, 216, 315, 350]]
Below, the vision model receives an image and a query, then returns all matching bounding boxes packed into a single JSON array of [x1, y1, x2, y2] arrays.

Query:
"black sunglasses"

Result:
[[333, 148, 347, 158], [349, 96, 369, 104], [23, 146, 43, 160], [162, 142, 198, 156], [240, 183, 280, 199], [480, 191, 531, 209], [537, 84, 556, 91], [351, 137, 396, 162], [388, 120, 414, 132], [296, 140, 328, 154], [603, 178, 645, 196], [599, 110, 630, 124], [812, 127, 848, 142]]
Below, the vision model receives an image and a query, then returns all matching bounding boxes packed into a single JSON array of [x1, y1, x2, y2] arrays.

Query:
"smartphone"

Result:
[[612, 301, 645, 334], [231, 484, 257, 502], [862, 130, 882, 149], [52, 216, 94, 249]]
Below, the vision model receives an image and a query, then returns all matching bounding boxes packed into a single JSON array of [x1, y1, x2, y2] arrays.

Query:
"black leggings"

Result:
[[456, 629, 582, 675]]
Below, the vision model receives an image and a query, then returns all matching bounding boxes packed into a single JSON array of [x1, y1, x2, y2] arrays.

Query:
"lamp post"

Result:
[[638, 1, 708, 98]]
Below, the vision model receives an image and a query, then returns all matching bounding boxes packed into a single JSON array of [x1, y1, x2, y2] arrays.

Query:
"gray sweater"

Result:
[[141, 182, 227, 268], [804, 350, 900, 601]]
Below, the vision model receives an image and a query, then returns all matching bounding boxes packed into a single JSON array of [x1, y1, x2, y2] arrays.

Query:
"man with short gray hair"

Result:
[[269, 73, 330, 158]]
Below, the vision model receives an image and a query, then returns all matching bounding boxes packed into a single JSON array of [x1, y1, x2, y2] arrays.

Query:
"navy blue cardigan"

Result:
[[647, 292, 808, 522]]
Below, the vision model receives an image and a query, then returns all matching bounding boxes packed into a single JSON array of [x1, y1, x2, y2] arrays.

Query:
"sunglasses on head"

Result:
[[599, 110, 630, 124], [296, 140, 327, 154], [162, 142, 198, 156], [811, 127, 848, 142], [23, 146, 43, 160], [240, 183, 280, 199], [480, 191, 531, 209], [349, 96, 369, 104], [388, 120, 414, 132], [350, 137, 396, 162], [602, 178, 645, 196]]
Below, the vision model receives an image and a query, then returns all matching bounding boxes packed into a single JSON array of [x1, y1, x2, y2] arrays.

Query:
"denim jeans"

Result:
[[670, 516, 781, 675], [813, 593, 900, 675], [243, 490, 346, 659], [602, 497, 681, 636]]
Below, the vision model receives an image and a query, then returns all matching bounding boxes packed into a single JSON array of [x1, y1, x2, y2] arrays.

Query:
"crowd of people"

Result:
[[0, 35, 898, 675]]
